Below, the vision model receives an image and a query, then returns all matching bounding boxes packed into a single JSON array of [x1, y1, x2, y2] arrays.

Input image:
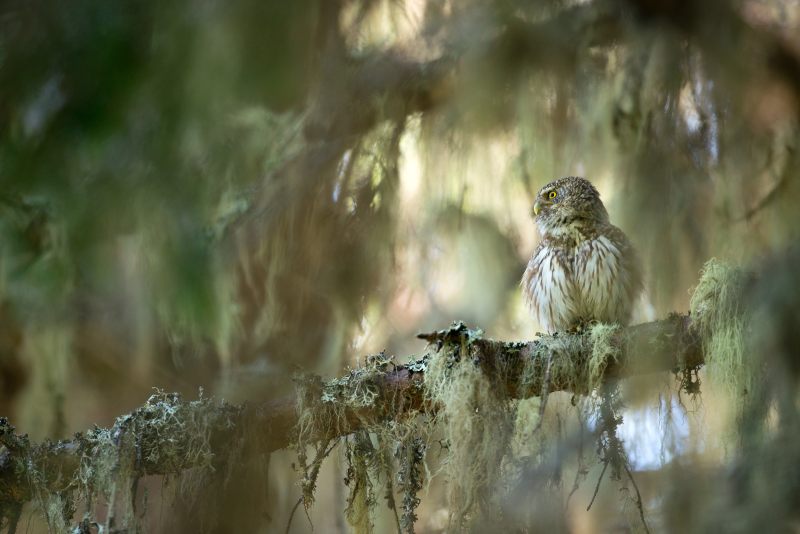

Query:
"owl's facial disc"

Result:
[[532, 177, 609, 236], [533, 188, 558, 216]]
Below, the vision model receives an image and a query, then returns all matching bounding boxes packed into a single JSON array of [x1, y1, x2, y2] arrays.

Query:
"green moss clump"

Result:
[[689, 259, 751, 403], [588, 323, 623, 390]]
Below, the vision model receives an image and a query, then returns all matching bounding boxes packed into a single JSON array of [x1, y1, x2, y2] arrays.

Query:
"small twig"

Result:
[[386, 479, 402, 534], [739, 171, 789, 222], [286, 439, 339, 534], [565, 412, 587, 511], [586, 460, 609, 511], [377, 435, 402, 534], [5, 503, 22, 534], [736, 139, 793, 222], [284, 497, 305, 534], [623, 463, 652, 534], [565, 470, 582, 512]]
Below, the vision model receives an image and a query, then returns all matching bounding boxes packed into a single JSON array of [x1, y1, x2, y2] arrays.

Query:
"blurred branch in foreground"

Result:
[[0, 311, 701, 526]]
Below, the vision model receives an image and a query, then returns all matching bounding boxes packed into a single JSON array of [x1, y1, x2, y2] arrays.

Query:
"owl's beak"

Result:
[[533, 199, 543, 216]]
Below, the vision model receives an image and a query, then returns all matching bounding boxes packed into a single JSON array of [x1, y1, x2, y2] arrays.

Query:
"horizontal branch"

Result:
[[0, 313, 702, 514]]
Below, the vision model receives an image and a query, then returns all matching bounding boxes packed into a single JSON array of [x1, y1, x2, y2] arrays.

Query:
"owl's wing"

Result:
[[606, 224, 644, 300]]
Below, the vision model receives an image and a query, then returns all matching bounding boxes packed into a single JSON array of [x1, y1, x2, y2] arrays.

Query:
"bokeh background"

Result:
[[2, 0, 800, 532]]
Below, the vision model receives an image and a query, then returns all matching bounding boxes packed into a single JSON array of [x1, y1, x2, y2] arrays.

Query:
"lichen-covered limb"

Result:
[[0, 313, 701, 515]]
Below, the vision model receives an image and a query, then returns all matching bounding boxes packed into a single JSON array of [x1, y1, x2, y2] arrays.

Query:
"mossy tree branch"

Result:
[[0, 313, 702, 516]]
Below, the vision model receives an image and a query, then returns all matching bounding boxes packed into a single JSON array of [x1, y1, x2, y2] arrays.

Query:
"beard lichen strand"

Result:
[[689, 259, 751, 404], [343, 431, 377, 534], [49, 391, 241, 532], [422, 335, 517, 526], [418, 324, 628, 528], [293, 351, 432, 532]]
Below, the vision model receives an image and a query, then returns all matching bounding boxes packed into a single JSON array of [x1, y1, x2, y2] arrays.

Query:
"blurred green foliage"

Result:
[[2, 0, 800, 531]]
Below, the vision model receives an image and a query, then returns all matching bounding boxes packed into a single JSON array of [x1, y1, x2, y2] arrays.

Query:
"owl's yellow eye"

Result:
[[547, 191, 557, 200]]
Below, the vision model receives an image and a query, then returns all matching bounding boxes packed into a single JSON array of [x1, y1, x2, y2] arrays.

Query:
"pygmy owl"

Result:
[[521, 176, 642, 333]]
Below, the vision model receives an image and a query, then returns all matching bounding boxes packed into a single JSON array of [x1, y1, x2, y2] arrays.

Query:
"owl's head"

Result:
[[533, 176, 609, 234]]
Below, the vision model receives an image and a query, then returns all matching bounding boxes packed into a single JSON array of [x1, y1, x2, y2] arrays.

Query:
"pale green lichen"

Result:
[[293, 351, 428, 533], [423, 335, 515, 527], [292, 319, 658, 531], [689, 259, 751, 402], [66, 391, 240, 532], [344, 432, 377, 534], [588, 323, 623, 390]]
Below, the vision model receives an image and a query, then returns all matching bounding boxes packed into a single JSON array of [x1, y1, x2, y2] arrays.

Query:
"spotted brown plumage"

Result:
[[521, 176, 643, 332]]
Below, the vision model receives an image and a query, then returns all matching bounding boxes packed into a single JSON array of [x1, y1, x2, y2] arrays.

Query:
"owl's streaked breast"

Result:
[[522, 232, 638, 332], [522, 244, 579, 333]]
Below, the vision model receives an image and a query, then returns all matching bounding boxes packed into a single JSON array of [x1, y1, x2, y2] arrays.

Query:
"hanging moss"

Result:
[[290, 317, 700, 531], [344, 432, 377, 534], [293, 350, 430, 532], [422, 325, 516, 527], [689, 259, 751, 403], [0, 391, 244, 533], [395, 435, 426, 533], [588, 324, 623, 389]]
